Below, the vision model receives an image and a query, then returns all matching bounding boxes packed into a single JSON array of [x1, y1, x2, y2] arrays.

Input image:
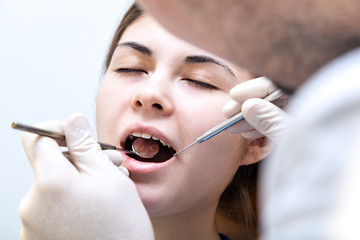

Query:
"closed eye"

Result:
[[183, 79, 218, 90], [116, 68, 147, 74]]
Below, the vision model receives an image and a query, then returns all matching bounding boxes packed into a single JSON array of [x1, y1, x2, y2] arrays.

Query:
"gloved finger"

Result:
[[241, 129, 265, 139], [229, 76, 276, 102], [64, 113, 114, 174], [103, 150, 123, 167], [226, 117, 254, 134], [223, 99, 242, 118], [223, 99, 262, 136], [119, 166, 130, 177], [225, 112, 265, 139], [223, 97, 288, 138], [242, 98, 289, 143], [22, 119, 77, 180], [102, 150, 129, 177], [103, 150, 129, 176], [22, 119, 64, 162], [223, 76, 277, 119]]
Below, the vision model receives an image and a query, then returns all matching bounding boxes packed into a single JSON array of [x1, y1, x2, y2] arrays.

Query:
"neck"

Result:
[[150, 203, 221, 240]]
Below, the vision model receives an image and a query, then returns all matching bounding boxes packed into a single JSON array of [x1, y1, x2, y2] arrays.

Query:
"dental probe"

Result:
[[173, 89, 284, 156]]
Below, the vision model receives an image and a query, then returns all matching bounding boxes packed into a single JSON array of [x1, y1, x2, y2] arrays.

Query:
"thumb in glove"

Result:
[[65, 113, 125, 175], [240, 98, 289, 143]]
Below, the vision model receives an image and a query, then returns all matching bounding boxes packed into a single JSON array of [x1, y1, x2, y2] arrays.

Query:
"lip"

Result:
[[122, 153, 175, 175], [120, 123, 177, 174]]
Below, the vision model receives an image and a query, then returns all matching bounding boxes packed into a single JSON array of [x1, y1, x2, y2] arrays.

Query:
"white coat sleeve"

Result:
[[260, 48, 360, 240]]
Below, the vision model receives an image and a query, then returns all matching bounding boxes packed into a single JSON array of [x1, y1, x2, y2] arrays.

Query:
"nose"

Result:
[[131, 75, 174, 115]]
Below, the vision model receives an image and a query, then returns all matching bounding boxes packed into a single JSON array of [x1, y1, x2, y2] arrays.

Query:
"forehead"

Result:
[[118, 14, 251, 81], [120, 14, 213, 56]]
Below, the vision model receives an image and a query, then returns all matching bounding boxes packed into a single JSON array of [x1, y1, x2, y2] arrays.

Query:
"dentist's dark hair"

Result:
[[103, 3, 260, 239]]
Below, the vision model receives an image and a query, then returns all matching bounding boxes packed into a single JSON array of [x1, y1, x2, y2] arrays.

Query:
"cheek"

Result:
[[95, 79, 131, 139], [184, 134, 246, 203], [178, 90, 231, 138], [176, 90, 245, 177], [199, 133, 245, 171], [96, 83, 112, 139]]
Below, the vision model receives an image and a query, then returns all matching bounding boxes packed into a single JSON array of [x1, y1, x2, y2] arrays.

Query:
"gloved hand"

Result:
[[19, 113, 154, 240], [223, 77, 290, 143]]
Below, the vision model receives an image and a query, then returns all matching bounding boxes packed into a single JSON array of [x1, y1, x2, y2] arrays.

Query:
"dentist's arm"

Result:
[[19, 113, 154, 240], [223, 77, 290, 143]]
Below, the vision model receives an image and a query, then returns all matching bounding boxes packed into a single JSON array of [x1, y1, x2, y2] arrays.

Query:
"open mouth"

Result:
[[124, 133, 176, 163]]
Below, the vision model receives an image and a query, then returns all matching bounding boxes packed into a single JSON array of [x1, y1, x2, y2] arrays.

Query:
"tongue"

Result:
[[132, 138, 160, 158]]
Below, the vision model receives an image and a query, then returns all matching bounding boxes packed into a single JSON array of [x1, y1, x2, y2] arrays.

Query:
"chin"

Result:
[[136, 185, 174, 216]]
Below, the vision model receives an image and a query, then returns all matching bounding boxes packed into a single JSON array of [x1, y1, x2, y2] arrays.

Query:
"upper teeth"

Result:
[[131, 132, 170, 148]]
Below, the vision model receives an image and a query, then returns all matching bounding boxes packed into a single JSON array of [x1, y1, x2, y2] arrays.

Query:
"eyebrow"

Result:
[[184, 55, 236, 78], [116, 41, 152, 56], [116, 42, 236, 78]]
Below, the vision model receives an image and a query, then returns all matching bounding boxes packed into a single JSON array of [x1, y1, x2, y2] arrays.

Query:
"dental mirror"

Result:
[[11, 122, 160, 159]]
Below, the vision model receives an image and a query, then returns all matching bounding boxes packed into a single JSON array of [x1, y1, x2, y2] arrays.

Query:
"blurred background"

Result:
[[0, 0, 133, 238]]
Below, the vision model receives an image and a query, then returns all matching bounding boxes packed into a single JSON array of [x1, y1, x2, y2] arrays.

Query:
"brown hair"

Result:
[[217, 161, 259, 239], [103, 3, 260, 239]]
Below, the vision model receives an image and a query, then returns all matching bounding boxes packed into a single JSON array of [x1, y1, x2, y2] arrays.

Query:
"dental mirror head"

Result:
[[131, 137, 160, 158]]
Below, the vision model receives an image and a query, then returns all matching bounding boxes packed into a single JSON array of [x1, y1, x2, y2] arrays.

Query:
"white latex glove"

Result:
[[19, 113, 154, 240], [223, 77, 290, 143]]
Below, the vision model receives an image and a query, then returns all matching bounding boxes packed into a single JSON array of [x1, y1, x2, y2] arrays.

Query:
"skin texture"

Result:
[[96, 14, 266, 240], [136, 0, 360, 93]]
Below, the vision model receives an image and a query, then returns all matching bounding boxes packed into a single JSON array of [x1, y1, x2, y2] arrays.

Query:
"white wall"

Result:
[[0, 0, 133, 238]]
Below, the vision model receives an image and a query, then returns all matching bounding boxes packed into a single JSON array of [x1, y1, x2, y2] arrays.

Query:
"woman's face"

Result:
[[96, 14, 254, 217]]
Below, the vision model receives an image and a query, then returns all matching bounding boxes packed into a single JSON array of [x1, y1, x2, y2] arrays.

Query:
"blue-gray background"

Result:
[[0, 0, 133, 238]]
